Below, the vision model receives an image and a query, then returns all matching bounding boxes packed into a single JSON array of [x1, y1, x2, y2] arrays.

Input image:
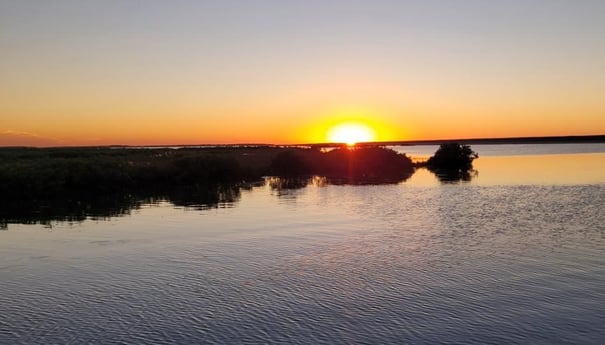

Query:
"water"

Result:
[[1, 144, 605, 344]]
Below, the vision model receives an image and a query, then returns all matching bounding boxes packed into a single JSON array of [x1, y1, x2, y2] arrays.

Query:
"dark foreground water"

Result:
[[1, 144, 605, 344]]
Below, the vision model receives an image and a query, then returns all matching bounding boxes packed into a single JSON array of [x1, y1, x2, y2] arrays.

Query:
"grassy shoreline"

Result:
[[0, 143, 482, 198], [0, 146, 278, 198], [0, 145, 418, 199], [0, 144, 480, 227]]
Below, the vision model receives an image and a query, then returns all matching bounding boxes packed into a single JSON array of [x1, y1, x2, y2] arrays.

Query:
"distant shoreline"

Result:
[[305, 134, 605, 148], [1, 134, 604, 150]]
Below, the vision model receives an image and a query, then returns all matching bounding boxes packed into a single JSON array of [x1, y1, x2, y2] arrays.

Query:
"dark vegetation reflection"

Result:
[[0, 194, 148, 229], [0, 144, 477, 228], [0, 185, 247, 230], [418, 143, 479, 183], [431, 169, 478, 183]]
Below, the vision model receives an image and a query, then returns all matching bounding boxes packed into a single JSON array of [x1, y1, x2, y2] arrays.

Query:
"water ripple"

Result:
[[1, 185, 604, 344]]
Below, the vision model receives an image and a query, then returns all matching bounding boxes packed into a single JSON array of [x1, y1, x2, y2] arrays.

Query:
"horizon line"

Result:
[[1, 134, 605, 149]]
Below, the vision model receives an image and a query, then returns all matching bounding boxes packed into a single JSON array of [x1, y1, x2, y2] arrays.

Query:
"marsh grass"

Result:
[[0, 144, 476, 226], [0, 146, 283, 198]]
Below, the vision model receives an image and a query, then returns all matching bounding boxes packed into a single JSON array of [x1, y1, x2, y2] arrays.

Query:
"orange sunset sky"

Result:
[[1, 1, 604, 147]]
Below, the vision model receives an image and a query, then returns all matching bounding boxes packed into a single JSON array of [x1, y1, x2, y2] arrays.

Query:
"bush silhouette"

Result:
[[426, 143, 478, 172], [269, 150, 313, 176], [320, 147, 414, 182], [269, 146, 414, 184]]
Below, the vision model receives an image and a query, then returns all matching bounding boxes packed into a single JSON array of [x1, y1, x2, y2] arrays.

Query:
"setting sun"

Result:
[[327, 122, 376, 145]]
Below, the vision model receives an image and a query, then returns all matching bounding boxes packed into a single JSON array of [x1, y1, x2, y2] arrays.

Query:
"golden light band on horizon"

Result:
[[327, 122, 376, 145], [303, 106, 404, 145]]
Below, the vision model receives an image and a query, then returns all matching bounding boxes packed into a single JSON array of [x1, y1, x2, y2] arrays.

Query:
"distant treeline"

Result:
[[305, 134, 605, 148]]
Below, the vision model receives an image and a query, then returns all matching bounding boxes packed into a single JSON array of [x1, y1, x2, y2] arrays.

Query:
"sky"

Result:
[[1, 0, 604, 146]]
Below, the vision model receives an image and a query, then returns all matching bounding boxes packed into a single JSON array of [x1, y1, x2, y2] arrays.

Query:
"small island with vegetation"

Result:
[[0, 143, 478, 227], [0, 143, 478, 196], [418, 143, 479, 182], [270, 146, 415, 183]]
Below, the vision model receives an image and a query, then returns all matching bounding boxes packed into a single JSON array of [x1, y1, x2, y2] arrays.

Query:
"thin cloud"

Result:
[[0, 129, 63, 147]]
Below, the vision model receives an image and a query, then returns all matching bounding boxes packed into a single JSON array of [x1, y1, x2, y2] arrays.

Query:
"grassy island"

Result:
[[418, 143, 479, 181], [270, 146, 415, 183], [0, 144, 476, 226]]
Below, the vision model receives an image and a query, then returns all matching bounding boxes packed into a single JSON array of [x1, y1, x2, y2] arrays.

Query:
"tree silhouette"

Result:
[[426, 143, 478, 172]]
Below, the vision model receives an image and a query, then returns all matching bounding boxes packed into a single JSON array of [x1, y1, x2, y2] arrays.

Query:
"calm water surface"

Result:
[[1, 144, 605, 344]]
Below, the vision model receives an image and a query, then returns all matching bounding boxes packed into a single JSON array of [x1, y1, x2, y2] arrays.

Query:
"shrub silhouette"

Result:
[[269, 146, 414, 184], [320, 147, 414, 182], [426, 143, 478, 172], [413, 143, 480, 183], [269, 150, 313, 176]]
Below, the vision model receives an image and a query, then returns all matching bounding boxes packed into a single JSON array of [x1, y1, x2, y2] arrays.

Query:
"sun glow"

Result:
[[327, 122, 376, 145]]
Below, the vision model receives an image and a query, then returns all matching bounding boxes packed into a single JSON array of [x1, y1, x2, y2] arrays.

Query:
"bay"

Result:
[[1, 144, 604, 344]]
